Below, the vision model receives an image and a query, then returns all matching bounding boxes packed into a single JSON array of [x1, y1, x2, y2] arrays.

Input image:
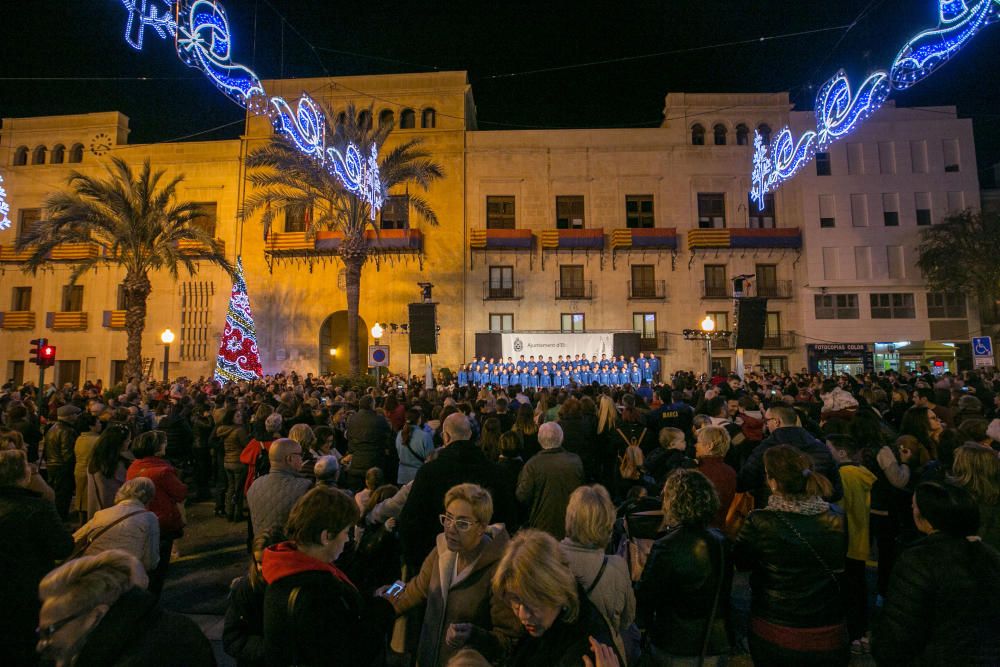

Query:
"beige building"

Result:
[[0, 73, 982, 385]]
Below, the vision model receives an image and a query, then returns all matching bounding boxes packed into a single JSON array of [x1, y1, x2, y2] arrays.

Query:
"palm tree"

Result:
[[16, 157, 233, 382], [243, 102, 444, 376]]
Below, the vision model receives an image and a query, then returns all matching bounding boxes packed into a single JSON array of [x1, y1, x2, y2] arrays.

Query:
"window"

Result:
[[822, 247, 839, 280], [748, 193, 775, 228], [378, 109, 395, 128], [915, 192, 932, 226], [625, 195, 654, 229], [357, 109, 372, 129], [8, 360, 25, 387], [421, 108, 436, 128], [50, 144, 65, 164], [631, 265, 656, 297], [703, 265, 728, 297], [190, 202, 217, 237], [878, 142, 896, 174], [815, 151, 832, 176], [847, 142, 865, 175], [819, 194, 836, 228], [814, 294, 859, 319], [947, 191, 965, 212], [399, 108, 416, 129], [927, 292, 967, 318], [18, 208, 41, 238], [943, 138, 960, 172], [850, 193, 868, 227], [707, 311, 729, 331], [179, 281, 215, 361], [490, 314, 514, 332], [116, 284, 127, 310], [691, 124, 705, 146], [12, 146, 28, 166], [488, 266, 514, 298], [61, 285, 84, 312], [760, 356, 788, 373], [713, 124, 727, 146], [379, 195, 409, 230], [757, 124, 772, 144], [887, 246, 905, 279], [486, 196, 515, 229], [855, 246, 872, 280], [284, 203, 309, 232], [765, 312, 782, 339], [68, 144, 84, 163], [697, 193, 726, 228], [561, 313, 585, 332], [736, 124, 749, 146], [556, 196, 585, 229], [32, 146, 47, 165], [559, 265, 585, 298], [111, 360, 128, 386], [11, 286, 31, 311], [870, 293, 916, 319], [882, 193, 900, 227], [911, 140, 928, 173], [633, 312, 656, 339], [756, 264, 777, 296], [335, 111, 347, 126], [56, 361, 81, 389]]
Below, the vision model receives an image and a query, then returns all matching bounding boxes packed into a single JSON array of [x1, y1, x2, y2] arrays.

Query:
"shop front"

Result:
[[806, 343, 874, 376]]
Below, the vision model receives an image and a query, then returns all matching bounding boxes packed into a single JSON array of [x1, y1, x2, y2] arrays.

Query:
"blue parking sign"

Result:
[[973, 337, 993, 367]]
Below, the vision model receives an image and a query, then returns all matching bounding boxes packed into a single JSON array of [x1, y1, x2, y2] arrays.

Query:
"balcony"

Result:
[[639, 332, 670, 352], [0, 311, 35, 329], [483, 281, 524, 300], [470, 229, 534, 250], [628, 280, 667, 300], [103, 310, 126, 329], [762, 332, 797, 349], [46, 311, 88, 330], [755, 280, 794, 299], [177, 238, 225, 257], [687, 227, 802, 251], [555, 280, 593, 300], [0, 243, 102, 263], [700, 281, 732, 299]]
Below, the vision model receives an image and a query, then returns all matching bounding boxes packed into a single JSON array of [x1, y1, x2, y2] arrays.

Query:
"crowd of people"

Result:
[[2, 362, 1000, 666]]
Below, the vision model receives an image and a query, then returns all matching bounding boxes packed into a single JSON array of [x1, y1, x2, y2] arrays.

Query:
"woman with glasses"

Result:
[[36, 549, 213, 667], [381, 483, 521, 666]]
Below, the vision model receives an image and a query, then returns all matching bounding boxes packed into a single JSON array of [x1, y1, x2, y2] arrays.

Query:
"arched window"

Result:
[[421, 108, 436, 128], [736, 124, 749, 146], [357, 109, 372, 129], [12, 146, 28, 166], [335, 111, 347, 126], [32, 145, 47, 165], [757, 124, 772, 144], [68, 144, 84, 163], [691, 124, 705, 146], [378, 109, 395, 129], [399, 108, 416, 129], [51, 144, 65, 164], [713, 124, 727, 146]]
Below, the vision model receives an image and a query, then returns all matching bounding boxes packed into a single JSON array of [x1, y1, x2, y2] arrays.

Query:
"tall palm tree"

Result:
[[17, 157, 233, 382], [243, 102, 444, 376]]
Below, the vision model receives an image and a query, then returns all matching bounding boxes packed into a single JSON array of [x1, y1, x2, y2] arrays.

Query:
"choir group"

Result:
[[457, 352, 661, 388]]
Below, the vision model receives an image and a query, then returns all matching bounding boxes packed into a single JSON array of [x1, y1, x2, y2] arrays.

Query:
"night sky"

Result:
[[3, 1, 999, 182]]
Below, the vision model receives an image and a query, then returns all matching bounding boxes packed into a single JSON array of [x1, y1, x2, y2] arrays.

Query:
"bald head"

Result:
[[442, 412, 472, 444], [269, 438, 303, 472]]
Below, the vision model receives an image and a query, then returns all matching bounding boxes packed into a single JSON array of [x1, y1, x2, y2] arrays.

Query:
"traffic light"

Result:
[[39, 344, 56, 368], [29, 338, 47, 366]]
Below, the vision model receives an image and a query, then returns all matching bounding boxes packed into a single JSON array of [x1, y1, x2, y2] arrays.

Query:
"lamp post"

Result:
[[160, 328, 174, 384], [701, 316, 715, 378], [371, 323, 383, 383]]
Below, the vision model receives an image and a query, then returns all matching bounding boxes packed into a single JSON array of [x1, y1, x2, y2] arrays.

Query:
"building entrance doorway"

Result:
[[319, 311, 368, 376]]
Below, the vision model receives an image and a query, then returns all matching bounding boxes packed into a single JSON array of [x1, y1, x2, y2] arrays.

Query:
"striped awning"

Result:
[[540, 228, 604, 250], [611, 228, 678, 250], [47, 312, 88, 330], [103, 310, 126, 329], [0, 311, 35, 329], [314, 229, 423, 251], [470, 228, 534, 250], [688, 228, 802, 250]]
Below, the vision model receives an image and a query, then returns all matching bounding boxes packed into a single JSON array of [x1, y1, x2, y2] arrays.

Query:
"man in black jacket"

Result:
[[44, 404, 80, 519], [343, 395, 392, 491], [398, 413, 515, 572]]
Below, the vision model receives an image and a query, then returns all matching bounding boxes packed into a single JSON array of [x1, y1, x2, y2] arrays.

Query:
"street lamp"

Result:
[[371, 323, 383, 382], [701, 316, 716, 332], [160, 328, 175, 383], [682, 316, 731, 380]]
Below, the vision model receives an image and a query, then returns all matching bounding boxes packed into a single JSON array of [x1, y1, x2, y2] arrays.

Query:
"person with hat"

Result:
[[45, 404, 81, 519]]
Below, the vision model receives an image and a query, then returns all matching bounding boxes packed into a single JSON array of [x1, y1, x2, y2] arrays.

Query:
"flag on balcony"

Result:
[[215, 256, 263, 384]]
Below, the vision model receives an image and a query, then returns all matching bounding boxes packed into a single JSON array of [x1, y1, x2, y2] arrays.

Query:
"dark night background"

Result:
[[2, 1, 999, 183]]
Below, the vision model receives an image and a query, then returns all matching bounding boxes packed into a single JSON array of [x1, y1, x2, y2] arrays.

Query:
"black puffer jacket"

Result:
[[636, 525, 732, 656], [872, 532, 1000, 666], [733, 505, 847, 628], [345, 408, 392, 474]]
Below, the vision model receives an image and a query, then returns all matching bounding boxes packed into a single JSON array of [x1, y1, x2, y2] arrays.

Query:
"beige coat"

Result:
[[395, 525, 523, 666], [73, 499, 160, 571]]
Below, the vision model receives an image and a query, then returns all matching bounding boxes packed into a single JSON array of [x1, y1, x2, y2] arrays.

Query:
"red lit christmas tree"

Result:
[[214, 256, 263, 383]]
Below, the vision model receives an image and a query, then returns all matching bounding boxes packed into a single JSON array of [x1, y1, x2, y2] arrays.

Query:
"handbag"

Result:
[[69, 510, 147, 561]]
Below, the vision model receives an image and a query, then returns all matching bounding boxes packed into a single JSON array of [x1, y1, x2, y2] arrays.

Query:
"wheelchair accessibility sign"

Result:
[[973, 337, 993, 368]]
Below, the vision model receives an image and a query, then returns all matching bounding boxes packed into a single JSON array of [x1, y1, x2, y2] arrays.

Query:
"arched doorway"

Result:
[[319, 311, 368, 376]]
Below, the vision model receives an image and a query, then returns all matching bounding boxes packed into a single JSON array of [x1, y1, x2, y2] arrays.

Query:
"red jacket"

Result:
[[240, 439, 273, 493], [127, 456, 187, 536]]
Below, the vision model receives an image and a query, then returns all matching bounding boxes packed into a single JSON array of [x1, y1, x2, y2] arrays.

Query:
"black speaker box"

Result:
[[613, 332, 641, 359], [475, 333, 502, 360], [735, 297, 768, 349], [408, 303, 438, 354]]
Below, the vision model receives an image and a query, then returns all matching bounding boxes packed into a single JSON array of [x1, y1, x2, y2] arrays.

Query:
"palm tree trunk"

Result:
[[340, 233, 368, 376], [123, 273, 152, 383]]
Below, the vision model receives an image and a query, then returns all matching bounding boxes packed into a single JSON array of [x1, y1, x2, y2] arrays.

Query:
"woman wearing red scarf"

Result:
[[261, 486, 394, 665]]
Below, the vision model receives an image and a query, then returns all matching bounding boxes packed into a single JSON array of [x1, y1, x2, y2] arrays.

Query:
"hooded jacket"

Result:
[[261, 541, 394, 666], [394, 525, 522, 666]]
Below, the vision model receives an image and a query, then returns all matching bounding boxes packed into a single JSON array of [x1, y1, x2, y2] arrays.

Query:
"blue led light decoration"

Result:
[[0, 174, 12, 231], [750, 0, 999, 209], [108, 0, 385, 216]]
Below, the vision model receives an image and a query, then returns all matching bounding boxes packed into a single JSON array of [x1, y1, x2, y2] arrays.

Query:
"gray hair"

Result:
[[265, 412, 283, 434], [314, 454, 340, 483], [115, 476, 155, 505], [39, 550, 148, 614], [443, 413, 472, 442], [538, 421, 564, 450]]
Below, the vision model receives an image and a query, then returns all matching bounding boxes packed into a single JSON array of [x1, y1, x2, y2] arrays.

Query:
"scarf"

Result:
[[766, 494, 830, 515]]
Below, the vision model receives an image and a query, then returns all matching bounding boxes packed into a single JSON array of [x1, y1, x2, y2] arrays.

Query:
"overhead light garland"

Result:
[[751, 0, 998, 209], [117, 0, 384, 218], [0, 174, 11, 231]]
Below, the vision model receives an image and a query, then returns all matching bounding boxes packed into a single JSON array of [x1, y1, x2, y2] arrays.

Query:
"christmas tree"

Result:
[[214, 256, 263, 383]]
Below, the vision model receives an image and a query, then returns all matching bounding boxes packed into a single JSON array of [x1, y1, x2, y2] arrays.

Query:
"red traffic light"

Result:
[[39, 344, 56, 368]]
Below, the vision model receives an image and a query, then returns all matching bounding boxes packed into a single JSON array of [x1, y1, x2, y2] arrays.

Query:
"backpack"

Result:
[[616, 427, 647, 480], [252, 442, 271, 481]]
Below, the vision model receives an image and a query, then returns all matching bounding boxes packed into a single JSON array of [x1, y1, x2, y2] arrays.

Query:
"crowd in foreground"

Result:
[[1, 363, 999, 667]]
